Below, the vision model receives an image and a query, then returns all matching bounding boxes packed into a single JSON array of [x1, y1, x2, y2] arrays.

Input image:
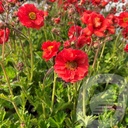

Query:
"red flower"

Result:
[[43, 11, 48, 18], [41, 41, 61, 61], [105, 14, 117, 35], [65, 36, 91, 49], [63, 40, 71, 48], [91, 0, 101, 5], [81, 25, 93, 36], [91, 0, 108, 7], [68, 25, 82, 39], [0, 1, 4, 14], [100, 1, 108, 7], [67, 0, 77, 4], [106, 14, 118, 25], [52, 17, 61, 24], [17, 4, 45, 29], [49, 0, 56, 2], [122, 27, 128, 39], [112, 0, 118, 2], [54, 48, 89, 83], [76, 35, 91, 48], [124, 44, 128, 52], [7, 0, 18, 3], [0, 28, 10, 44], [118, 12, 128, 28], [81, 11, 110, 37], [75, 3, 86, 15], [81, 10, 93, 24]]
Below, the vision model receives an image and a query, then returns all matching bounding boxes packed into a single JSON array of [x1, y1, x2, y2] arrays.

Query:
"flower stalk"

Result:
[[28, 29, 34, 81], [0, 61, 24, 123], [51, 72, 57, 113], [73, 82, 77, 114]]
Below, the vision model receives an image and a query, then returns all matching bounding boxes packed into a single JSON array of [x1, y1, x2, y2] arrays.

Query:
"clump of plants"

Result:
[[0, 0, 128, 127]]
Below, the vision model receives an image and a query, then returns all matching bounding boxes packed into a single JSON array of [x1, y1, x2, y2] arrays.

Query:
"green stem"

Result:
[[110, 32, 121, 61], [9, 24, 29, 40], [42, 103, 46, 119], [113, 32, 121, 51], [43, 27, 47, 41], [51, 72, 57, 113], [30, 40, 34, 81], [87, 39, 93, 53], [21, 86, 35, 105], [92, 44, 100, 69], [73, 82, 77, 114], [82, 78, 89, 116], [0, 62, 23, 122], [99, 41, 106, 60], [28, 29, 34, 81], [83, 85, 86, 115], [70, 82, 78, 123], [96, 41, 106, 71]]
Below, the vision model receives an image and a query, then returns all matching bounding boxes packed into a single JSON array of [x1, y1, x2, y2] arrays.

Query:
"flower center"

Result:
[[48, 46, 54, 51], [29, 12, 36, 20], [66, 61, 77, 70], [94, 17, 101, 28], [123, 17, 128, 23]]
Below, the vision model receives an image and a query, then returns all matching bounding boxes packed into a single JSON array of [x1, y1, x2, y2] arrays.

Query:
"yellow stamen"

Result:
[[94, 17, 101, 27], [29, 12, 36, 20], [123, 17, 128, 22], [48, 46, 54, 51]]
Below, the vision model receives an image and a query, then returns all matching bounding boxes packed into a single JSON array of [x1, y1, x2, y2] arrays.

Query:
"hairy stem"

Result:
[[28, 29, 34, 81], [51, 72, 57, 113], [0, 62, 23, 122], [92, 44, 100, 69]]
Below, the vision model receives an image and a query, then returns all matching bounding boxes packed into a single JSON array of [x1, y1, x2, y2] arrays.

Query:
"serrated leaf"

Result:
[[0, 93, 10, 102], [55, 102, 71, 113], [39, 120, 48, 128], [48, 117, 59, 127], [5, 66, 16, 79], [0, 109, 6, 121], [35, 51, 42, 60], [54, 111, 67, 124]]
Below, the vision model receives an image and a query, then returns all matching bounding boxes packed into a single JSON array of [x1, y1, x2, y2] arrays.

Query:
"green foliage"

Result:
[[0, 1, 128, 128]]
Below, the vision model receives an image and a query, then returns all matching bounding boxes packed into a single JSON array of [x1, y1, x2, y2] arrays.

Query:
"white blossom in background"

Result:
[[105, 0, 127, 15]]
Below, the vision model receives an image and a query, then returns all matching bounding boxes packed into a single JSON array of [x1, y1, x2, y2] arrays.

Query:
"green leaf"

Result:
[[39, 120, 49, 128], [65, 118, 73, 128], [48, 117, 59, 128], [55, 102, 71, 113], [0, 93, 10, 102], [54, 111, 67, 124], [0, 109, 6, 121], [5, 66, 16, 79]]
